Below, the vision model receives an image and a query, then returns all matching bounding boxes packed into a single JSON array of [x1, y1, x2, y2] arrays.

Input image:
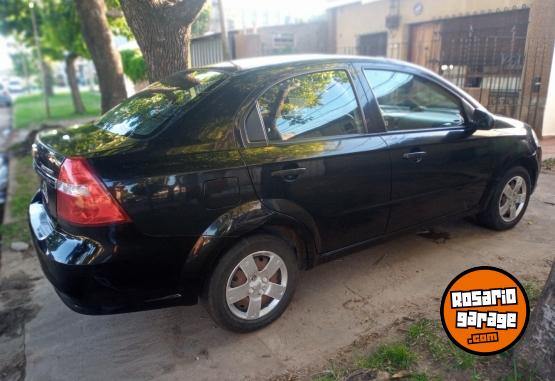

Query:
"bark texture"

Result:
[[65, 53, 86, 114], [120, 0, 205, 83], [514, 263, 555, 380], [74, 0, 127, 113]]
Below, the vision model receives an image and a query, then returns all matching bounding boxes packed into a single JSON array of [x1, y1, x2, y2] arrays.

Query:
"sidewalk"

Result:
[[542, 137, 555, 160], [0, 107, 40, 381]]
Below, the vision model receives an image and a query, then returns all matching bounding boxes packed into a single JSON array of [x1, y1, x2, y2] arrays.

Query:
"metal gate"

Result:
[[340, 7, 552, 134]]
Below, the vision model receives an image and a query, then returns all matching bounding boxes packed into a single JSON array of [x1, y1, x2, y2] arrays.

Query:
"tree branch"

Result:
[[159, 0, 206, 24]]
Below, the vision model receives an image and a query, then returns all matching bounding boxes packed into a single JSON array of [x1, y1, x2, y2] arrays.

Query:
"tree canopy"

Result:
[[42, 0, 88, 60], [192, 1, 211, 37]]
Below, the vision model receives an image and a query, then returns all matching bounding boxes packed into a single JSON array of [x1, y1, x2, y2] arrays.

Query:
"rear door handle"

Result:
[[402, 151, 427, 163], [271, 167, 307, 181]]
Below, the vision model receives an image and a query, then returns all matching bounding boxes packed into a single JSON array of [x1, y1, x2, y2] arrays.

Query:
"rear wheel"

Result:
[[478, 166, 531, 230], [203, 234, 299, 332]]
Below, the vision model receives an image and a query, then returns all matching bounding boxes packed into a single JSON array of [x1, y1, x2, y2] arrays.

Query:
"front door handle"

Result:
[[402, 151, 427, 163], [271, 167, 307, 181]]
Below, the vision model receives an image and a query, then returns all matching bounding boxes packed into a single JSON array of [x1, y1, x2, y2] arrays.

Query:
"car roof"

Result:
[[209, 54, 413, 72]]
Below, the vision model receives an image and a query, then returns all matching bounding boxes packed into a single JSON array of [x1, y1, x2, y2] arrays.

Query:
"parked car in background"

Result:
[[7, 78, 24, 94], [0, 84, 12, 107], [29, 55, 541, 332]]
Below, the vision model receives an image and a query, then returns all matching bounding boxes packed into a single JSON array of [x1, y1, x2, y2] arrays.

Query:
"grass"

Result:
[[542, 158, 555, 171], [357, 343, 416, 373], [1, 155, 39, 245], [522, 279, 543, 311], [14, 91, 101, 129], [312, 317, 538, 381], [407, 319, 477, 370]]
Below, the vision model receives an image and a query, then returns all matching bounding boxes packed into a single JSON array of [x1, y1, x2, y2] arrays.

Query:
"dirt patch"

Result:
[[0, 346, 26, 381], [0, 270, 40, 379], [0, 306, 39, 339], [416, 228, 451, 244], [0, 271, 38, 307]]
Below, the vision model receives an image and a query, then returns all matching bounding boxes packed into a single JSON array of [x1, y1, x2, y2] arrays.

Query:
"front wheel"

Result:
[[203, 235, 299, 332], [478, 166, 531, 230]]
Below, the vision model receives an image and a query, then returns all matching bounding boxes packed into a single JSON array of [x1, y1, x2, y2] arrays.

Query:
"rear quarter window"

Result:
[[97, 70, 227, 138]]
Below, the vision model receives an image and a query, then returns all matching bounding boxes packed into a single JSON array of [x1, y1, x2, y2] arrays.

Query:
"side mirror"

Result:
[[471, 109, 495, 130]]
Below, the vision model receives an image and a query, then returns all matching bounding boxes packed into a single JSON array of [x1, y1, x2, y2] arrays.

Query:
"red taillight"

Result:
[[56, 158, 130, 226]]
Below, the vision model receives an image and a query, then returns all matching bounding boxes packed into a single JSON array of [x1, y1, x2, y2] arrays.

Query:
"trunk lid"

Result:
[[33, 123, 143, 219]]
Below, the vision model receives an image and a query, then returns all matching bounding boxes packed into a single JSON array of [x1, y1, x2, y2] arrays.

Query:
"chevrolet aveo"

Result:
[[29, 55, 541, 332]]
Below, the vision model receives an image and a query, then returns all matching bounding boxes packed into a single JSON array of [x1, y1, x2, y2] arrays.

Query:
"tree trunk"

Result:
[[514, 262, 555, 380], [43, 61, 54, 97], [120, 0, 205, 83], [65, 54, 86, 114], [74, 0, 127, 113], [217, 0, 231, 60]]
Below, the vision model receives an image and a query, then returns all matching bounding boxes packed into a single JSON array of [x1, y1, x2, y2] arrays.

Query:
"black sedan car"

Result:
[[29, 55, 541, 332]]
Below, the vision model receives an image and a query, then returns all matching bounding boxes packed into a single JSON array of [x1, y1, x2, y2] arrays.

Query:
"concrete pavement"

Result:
[[18, 172, 555, 381], [542, 137, 555, 160]]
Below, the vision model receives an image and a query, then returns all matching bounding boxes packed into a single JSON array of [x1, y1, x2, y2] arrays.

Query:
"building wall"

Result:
[[234, 21, 328, 59], [331, 0, 555, 134], [334, 0, 390, 53], [543, 42, 555, 136], [332, 0, 533, 55], [518, 0, 555, 136], [191, 21, 328, 65]]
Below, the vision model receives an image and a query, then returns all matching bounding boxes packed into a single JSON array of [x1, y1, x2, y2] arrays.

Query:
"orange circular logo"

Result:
[[440, 267, 529, 355]]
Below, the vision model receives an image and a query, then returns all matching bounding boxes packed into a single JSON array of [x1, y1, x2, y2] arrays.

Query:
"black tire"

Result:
[[478, 166, 531, 230], [202, 234, 299, 332]]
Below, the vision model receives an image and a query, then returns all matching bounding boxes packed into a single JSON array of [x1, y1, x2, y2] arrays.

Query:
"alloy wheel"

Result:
[[498, 175, 527, 223], [226, 251, 288, 320]]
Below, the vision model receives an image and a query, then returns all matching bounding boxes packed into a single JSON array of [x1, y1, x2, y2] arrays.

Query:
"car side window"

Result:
[[363, 69, 465, 131], [256, 70, 365, 142]]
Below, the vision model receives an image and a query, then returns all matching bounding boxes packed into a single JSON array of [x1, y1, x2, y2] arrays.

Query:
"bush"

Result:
[[120, 49, 147, 83]]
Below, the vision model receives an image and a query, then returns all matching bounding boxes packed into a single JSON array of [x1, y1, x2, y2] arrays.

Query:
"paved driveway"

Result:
[[15, 172, 555, 381]]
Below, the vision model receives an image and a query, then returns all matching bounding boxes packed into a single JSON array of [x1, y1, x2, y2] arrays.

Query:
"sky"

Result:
[[225, 0, 329, 20]]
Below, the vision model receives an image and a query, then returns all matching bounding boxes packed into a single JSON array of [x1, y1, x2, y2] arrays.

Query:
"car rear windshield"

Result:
[[96, 70, 227, 138]]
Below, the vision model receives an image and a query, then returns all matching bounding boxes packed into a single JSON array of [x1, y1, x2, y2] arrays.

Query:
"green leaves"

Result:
[[120, 49, 147, 83], [192, 1, 211, 37], [42, 0, 88, 59]]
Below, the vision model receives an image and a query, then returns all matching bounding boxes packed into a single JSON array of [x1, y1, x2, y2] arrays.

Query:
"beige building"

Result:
[[543, 47, 555, 137], [329, 0, 534, 56], [328, 0, 555, 136]]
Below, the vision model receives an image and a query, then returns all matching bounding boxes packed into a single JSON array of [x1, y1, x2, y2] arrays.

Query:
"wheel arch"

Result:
[[480, 155, 538, 210], [180, 200, 319, 292]]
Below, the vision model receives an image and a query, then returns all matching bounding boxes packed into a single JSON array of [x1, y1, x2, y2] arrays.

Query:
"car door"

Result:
[[359, 66, 493, 232], [238, 66, 391, 254]]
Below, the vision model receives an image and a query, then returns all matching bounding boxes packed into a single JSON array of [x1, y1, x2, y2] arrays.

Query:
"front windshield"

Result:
[[97, 70, 227, 138]]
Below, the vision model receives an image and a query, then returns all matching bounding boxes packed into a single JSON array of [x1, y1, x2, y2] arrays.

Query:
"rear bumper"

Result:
[[29, 192, 199, 314]]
